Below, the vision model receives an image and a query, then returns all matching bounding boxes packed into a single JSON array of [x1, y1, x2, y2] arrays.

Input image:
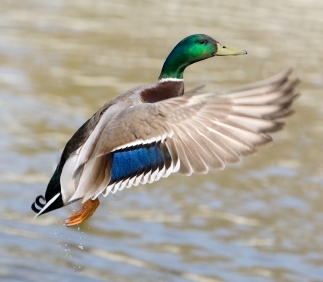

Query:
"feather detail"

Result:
[[65, 69, 298, 202]]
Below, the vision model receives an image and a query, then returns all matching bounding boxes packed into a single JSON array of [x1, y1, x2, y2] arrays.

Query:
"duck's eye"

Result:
[[198, 39, 206, 44], [223, 46, 227, 48]]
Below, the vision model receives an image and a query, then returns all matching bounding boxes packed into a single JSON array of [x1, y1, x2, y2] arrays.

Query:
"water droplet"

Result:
[[78, 243, 83, 250]]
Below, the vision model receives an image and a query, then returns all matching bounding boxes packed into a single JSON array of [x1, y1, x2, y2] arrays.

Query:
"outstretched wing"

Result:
[[67, 69, 299, 202]]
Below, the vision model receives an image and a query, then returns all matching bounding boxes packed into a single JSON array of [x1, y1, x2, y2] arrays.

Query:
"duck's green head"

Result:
[[158, 34, 247, 80]]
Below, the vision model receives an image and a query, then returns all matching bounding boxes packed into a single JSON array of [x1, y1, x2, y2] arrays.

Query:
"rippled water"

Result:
[[1, 0, 323, 281]]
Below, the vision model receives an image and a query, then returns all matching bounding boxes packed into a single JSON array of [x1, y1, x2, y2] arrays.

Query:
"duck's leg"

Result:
[[65, 198, 100, 227]]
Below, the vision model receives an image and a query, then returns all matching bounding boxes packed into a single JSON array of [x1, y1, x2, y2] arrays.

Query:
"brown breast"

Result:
[[140, 80, 184, 103]]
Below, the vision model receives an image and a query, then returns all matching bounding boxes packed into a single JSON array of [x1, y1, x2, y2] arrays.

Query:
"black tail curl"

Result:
[[31, 195, 46, 213]]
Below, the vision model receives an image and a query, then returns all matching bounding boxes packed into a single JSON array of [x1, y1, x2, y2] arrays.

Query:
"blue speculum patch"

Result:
[[110, 143, 171, 183]]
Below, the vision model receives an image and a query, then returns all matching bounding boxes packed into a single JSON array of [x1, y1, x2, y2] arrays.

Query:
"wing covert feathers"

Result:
[[66, 69, 299, 202]]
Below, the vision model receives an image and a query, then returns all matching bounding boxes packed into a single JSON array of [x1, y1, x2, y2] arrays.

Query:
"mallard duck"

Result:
[[31, 34, 299, 226]]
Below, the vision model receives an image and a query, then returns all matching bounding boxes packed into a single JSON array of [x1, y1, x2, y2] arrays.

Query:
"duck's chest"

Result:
[[140, 80, 184, 103]]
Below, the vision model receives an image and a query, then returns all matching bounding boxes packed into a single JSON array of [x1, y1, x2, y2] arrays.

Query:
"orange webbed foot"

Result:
[[65, 198, 100, 227]]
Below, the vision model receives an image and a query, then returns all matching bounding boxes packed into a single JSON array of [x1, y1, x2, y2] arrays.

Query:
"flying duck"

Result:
[[31, 34, 299, 226]]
